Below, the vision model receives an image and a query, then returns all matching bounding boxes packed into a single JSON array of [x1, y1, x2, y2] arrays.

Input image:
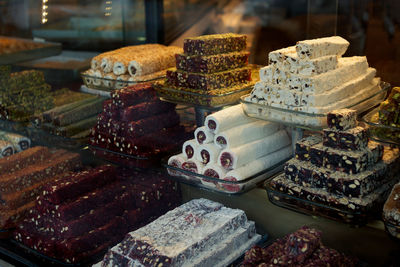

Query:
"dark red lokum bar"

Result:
[[42, 164, 117, 204], [127, 110, 180, 138], [166, 67, 251, 90], [0, 146, 50, 175], [285, 226, 321, 264], [175, 51, 249, 73], [103, 99, 120, 119], [0, 200, 35, 229], [111, 83, 156, 108], [183, 33, 247, 56], [120, 99, 176, 122]]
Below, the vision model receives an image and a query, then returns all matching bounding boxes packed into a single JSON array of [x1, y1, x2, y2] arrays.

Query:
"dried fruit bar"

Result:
[[326, 108, 357, 131], [166, 67, 251, 90], [295, 135, 322, 161], [176, 51, 249, 73], [183, 33, 247, 56], [126, 110, 180, 137], [322, 126, 368, 150], [285, 226, 322, 264], [42, 165, 117, 204], [120, 99, 176, 122], [111, 83, 155, 108], [0, 146, 50, 175]]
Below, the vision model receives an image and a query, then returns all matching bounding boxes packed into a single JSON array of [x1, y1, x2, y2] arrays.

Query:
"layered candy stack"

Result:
[[98, 198, 260, 267], [90, 83, 189, 166], [0, 130, 30, 158], [0, 146, 82, 229], [14, 166, 181, 264], [241, 226, 359, 266], [245, 36, 382, 126], [168, 104, 292, 192], [271, 109, 400, 216], [159, 33, 254, 106]]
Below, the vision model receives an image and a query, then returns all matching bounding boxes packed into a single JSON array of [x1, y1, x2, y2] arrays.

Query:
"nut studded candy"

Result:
[[111, 83, 156, 108], [0, 146, 50, 175], [327, 108, 357, 131], [120, 99, 176, 122], [322, 126, 368, 150], [183, 33, 247, 56], [295, 135, 322, 161], [388, 87, 400, 105], [379, 100, 399, 126], [285, 226, 322, 264]]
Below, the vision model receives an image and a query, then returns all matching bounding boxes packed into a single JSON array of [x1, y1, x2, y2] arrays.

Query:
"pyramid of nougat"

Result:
[[246, 36, 382, 123]]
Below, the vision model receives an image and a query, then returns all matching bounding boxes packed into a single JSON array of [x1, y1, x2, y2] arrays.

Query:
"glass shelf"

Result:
[[241, 82, 390, 131]]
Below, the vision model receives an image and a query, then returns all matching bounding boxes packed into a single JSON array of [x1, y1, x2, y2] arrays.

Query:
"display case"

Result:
[[1, 0, 400, 266]]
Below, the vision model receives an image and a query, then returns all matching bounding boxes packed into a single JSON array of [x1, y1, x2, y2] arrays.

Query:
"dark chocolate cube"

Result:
[[327, 108, 357, 131], [295, 135, 322, 162], [323, 126, 368, 150]]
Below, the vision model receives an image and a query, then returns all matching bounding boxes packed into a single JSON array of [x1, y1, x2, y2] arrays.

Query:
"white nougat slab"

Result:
[[214, 121, 280, 149], [218, 130, 291, 170], [268, 46, 296, 65], [224, 145, 292, 181], [296, 36, 350, 60], [205, 105, 256, 134], [194, 126, 215, 145]]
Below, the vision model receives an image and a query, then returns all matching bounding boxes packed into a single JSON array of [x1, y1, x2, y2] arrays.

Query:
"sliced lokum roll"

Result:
[[111, 83, 156, 108], [166, 67, 251, 90], [296, 36, 349, 60], [327, 108, 357, 131], [126, 110, 179, 137], [383, 183, 400, 225], [322, 126, 368, 150], [0, 131, 30, 152], [120, 99, 175, 122], [194, 126, 215, 145], [183, 33, 247, 56], [176, 51, 249, 74], [0, 140, 14, 158], [203, 164, 227, 179], [0, 146, 50, 175], [182, 159, 204, 174], [182, 139, 198, 159], [205, 105, 257, 134], [219, 130, 290, 170], [167, 154, 187, 176], [215, 121, 279, 149], [196, 143, 221, 165], [295, 135, 322, 161], [224, 145, 292, 181]]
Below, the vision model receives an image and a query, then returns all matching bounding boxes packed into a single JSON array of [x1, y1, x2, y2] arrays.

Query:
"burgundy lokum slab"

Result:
[[120, 100, 176, 122]]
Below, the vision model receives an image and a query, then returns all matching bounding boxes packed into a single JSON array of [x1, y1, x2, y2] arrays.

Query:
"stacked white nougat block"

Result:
[[246, 36, 382, 116]]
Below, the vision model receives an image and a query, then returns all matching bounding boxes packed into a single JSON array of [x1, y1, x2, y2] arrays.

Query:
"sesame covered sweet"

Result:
[[183, 33, 247, 56], [327, 108, 357, 131]]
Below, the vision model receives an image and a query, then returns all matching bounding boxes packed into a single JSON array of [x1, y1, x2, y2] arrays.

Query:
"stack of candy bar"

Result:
[[90, 83, 190, 167], [270, 109, 400, 218], [0, 146, 82, 229], [14, 166, 181, 264], [245, 36, 383, 127], [98, 198, 260, 267], [168, 104, 292, 192], [241, 226, 359, 266], [83, 44, 181, 88], [157, 33, 255, 106]]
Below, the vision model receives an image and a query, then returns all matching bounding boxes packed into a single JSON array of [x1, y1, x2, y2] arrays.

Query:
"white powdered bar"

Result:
[[286, 55, 338, 76], [214, 121, 279, 149], [196, 143, 221, 165], [296, 36, 350, 60], [224, 145, 292, 181], [205, 105, 257, 134], [268, 46, 296, 65], [182, 139, 199, 159], [195, 126, 215, 145], [219, 130, 291, 170]]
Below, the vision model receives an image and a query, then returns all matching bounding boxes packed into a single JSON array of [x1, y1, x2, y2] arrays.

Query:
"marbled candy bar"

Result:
[[383, 183, 400, 225], [295, 135, 322, 161], [0, 146, 50, 175], [120, 99, 175, 122], [285, 226, 322, 264], [379, 100, 399, 126], [327, 108, 357, 131], [183, 33, 247, 56], [296, 36, 349, 60], [126, 110, 179, 137], [166, 67, 251, 90], [323, 126, 368, 150], [388, 87, 400, 105], [111, 83, 156, 108], [176, 51, 249, 74], [42, 165, 117, 204]]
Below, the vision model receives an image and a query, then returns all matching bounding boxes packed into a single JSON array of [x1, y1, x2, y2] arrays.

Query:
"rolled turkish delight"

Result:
[[194, 126, 215, 145], [295, 135, 322, 161], [0, 151, 81, 194], [166, 67, 251, 90], [322, 126, 368, 150], [167, 154, 187, 176], [120, 99, 175, 122], [224, 145, 292, 181], [203, 164, 227, 179], [196, 143, 221, 165], [327, 108, 357, 131], [0, 131, 30, 152], [0, 140, 14, 158], [214, 121, 279, 149], [0, 146, 50, 175], [42, 165, 117, 204], [126, 110, 179, 137], [182, 159, 204, 174], [176, 51, 249, 73], [205, 105, 256, 134], [183, 33, 247, 56], [182, 139, 198, 159], [219, 130, 290, 170], [383, 183, 400, 225], [285, 226, 322, 264], [111, 83, 155, 108], [296, 36, 349, 60]]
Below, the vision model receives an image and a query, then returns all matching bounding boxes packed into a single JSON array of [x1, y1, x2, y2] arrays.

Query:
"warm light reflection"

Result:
[[105, 0, 112, 17], [41, 0, 48, 24]]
